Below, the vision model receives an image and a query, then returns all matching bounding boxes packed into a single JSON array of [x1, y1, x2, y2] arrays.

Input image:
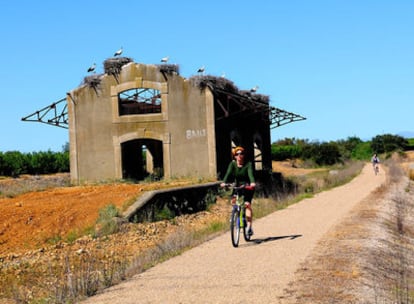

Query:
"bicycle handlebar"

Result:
[[221, 183, 255, 191]]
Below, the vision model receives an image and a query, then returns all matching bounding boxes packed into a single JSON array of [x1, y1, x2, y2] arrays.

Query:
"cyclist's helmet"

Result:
[[232, 146, 245, 156]]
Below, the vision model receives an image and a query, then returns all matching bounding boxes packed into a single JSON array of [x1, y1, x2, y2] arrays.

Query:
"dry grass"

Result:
[[0, 173, 70, 198], [362, 158, 414, 303], [409, 168, 414, 181], [284, 155, 414, 304]]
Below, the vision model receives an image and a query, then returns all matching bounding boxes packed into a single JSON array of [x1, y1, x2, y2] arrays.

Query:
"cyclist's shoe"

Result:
[[248, 227, 254, 236]]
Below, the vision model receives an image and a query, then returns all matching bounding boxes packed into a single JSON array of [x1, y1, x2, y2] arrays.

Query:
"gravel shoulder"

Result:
[[83, 163, 386, 304]]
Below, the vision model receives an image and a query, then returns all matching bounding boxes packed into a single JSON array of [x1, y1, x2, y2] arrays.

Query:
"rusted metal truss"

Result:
[[213, 89, 306, 128], [268, 107, 306, 129], [21, 97, 68, 129]]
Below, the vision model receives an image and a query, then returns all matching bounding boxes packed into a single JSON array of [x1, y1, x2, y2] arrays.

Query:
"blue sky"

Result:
[[1, 1, 413, 152]]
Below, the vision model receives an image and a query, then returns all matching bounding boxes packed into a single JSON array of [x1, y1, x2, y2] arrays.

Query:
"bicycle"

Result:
[[224, 183, 254, 247], [373, 163, 379, 175]]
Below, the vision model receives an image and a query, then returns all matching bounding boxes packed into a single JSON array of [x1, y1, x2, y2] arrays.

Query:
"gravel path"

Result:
[[83, 164, 385, 304]]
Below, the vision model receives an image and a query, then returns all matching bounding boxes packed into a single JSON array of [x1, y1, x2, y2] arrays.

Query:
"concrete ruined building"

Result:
[[22, 56, 305, 183]]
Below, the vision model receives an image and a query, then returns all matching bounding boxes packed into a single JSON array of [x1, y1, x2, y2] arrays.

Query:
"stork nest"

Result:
[[158, 64, 180, 75], [190, 75, 269, 103], [239, 90, 270, 104], [190, 75, 239, 94], [83, 74, 103, 90], [104, 57, 134, 75]]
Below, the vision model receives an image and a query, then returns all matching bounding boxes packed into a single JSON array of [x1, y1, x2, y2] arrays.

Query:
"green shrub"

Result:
[[95, 204, 121, 237], [155, 205, 175, 221], [271, 145, 302, 161]]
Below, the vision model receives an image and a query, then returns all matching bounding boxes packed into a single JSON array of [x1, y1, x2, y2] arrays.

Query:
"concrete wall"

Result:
[[68, 63, 216, 183]]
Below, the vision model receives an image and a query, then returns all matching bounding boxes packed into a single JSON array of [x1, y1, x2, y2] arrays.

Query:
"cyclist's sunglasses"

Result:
[[235, 152, 244, 156]]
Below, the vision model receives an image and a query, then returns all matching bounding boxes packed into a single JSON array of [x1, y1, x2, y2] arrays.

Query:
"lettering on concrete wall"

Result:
[[186, 129, 206, 139]]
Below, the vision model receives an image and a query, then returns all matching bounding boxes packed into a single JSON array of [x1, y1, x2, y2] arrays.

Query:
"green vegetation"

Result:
[[95, 204, 121, 237], [371, 134, 408, 154], [407, 138, 414, 148], [0, 150, 69, 177], [272, 133, 410, 166]]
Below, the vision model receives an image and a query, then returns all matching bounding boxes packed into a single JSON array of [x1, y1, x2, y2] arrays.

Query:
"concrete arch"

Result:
[[118, 130, 164, 143], [230, 129, 242, 148], [114, 131, 167, 181]]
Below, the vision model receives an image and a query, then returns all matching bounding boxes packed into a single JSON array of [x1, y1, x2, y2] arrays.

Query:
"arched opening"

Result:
[[230, 129, 241, 149], [253, 134, 263, 170], [121, 139, 163, 181]]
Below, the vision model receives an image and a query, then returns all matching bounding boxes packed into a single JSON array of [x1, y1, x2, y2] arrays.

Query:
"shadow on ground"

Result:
[[249, 234, 303, 245]]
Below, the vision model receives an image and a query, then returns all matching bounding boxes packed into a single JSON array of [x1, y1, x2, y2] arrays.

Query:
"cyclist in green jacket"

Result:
[[220, 146, 256, 236]]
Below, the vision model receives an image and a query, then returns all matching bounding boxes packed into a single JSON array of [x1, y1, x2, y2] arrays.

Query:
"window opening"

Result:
[[118, 88, 161, 115]]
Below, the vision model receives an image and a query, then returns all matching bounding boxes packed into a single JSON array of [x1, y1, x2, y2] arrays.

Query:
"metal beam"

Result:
[[269, 107, 306, 129], [21, 97, 68, 129], [212, 88, 306, 128]]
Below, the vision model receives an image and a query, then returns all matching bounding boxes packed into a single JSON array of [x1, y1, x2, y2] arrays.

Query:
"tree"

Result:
[[312, 142, 342, 166], [336, 136, 363, 160], [0, 150, 69, 177], [1, 151, 25, 177], [370, 134, 408, 154], [62, 142, 69, 153]]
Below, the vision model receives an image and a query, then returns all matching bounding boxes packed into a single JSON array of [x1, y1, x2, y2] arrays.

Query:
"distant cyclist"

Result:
[[371, 153, 380, 174], [220, 146, 256, 236]]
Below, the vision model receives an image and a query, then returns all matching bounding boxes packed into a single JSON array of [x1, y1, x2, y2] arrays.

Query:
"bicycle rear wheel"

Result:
[[230, 207, 240, 247]]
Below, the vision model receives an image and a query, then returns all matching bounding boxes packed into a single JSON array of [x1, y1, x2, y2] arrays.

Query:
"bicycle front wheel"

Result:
[[230, 208, 240, 247], [242, 213, 251, 242]]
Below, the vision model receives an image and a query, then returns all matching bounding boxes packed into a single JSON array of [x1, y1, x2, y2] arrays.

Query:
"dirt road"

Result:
[[83, 164, 385, 304]]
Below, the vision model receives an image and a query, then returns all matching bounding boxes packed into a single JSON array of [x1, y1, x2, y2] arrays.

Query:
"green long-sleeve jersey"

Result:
[[222, 160, 255, 186]]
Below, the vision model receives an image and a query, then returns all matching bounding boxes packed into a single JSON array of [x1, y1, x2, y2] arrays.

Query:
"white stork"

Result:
[[197, 66, 205, 74], [161, 56, 169, 63], [250, 85, 259, 93], [87, 63, 96, 73], [114, 47, 123, 57]]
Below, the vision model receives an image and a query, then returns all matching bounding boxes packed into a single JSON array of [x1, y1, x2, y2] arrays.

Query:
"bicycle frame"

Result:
[[373, 163, 379, 175], [233, 191, 247, 227], [227, 184, 251, 247]]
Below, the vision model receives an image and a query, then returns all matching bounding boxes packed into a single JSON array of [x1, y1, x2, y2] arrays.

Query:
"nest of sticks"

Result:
[[190, 75, 269, 103], [83, 74, 103, 92], [239, 90, 270, 104], [158, 64, 180, 75], [104, 57, 134, 76], [190, 75, 239, 94]]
